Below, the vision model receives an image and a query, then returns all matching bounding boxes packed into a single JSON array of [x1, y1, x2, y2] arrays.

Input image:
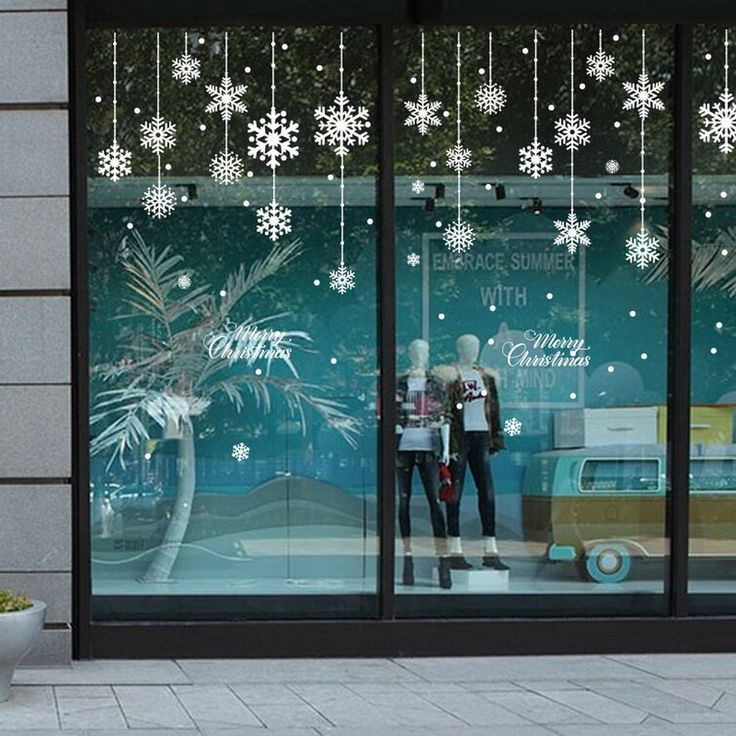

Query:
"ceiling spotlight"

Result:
[[481, 182, 506, 200], [425, 182, 445, 200], [532, 197, 543, 215], [424, 197, 435, 212], [623, 184, 639, 199]]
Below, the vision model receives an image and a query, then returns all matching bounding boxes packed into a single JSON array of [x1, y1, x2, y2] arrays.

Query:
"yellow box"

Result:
[[657, 405, 734, 445]]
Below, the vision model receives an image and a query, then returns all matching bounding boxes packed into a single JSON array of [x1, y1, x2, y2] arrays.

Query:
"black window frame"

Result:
[[71, 0, 736, 658]]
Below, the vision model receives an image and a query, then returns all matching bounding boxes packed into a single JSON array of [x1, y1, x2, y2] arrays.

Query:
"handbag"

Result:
[[438, 462, 456, 503]]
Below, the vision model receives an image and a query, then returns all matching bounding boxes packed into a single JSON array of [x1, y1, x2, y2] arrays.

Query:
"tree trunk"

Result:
[[140, 423, 196, 582]]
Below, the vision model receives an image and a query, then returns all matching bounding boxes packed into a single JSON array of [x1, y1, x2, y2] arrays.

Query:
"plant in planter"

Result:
[[0, 590, 46, 702]]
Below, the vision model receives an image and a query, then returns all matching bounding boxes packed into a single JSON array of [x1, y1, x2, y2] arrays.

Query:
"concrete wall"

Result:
[[0, 1, 71, 665]]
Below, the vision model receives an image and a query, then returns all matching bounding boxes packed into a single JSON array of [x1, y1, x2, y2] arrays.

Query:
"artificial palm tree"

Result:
[[90, 228, 359, 583]]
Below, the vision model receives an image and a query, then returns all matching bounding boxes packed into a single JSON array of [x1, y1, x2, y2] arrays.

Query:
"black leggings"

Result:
[[396, 451, 448, 555], [447, 431, 496, 538]]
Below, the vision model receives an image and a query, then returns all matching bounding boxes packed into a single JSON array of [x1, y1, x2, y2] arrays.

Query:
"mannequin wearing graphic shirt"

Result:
[[435, 334, 508, 571], [396, 339, 452, 589]]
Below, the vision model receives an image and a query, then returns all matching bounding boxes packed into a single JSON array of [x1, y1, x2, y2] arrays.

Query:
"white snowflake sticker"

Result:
[[553, 211, 592, 254], [443, 219, 475, 254], [315, 91, 370, 155], [504, 417, 522, 437], [206, 75, 248, 122], [142, 183, 177, 219], [98, 141, 132, 182], [700, 90, 736, 155], [475, 82, 507, 116], [405, 93, 443, 135], [411, 179, 426, 194], [407, 252, 421, 267], [519, 139, 553, 179], [623, 72, 665, 120], [177, 273, 192, 289], [554, 112, 591, 151], [140, 115, 177, 154], [625, 227, 661, 269], [329, 263, 355, 294], [247, 108, 300, 168], [232, 442, 250, 462], [605, 159, 620, 174], [587, 49, 615, 83], [172, 52, 201, 85], [256, 200, 292, 242], [210, 149, 244, 185], [446, 143, 472, 172]]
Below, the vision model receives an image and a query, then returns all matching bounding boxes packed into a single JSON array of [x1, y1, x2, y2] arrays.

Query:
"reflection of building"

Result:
[[3, 2, 736, 665]]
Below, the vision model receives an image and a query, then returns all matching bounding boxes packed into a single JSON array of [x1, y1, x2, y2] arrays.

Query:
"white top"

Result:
[[460, 367, 488, 432]]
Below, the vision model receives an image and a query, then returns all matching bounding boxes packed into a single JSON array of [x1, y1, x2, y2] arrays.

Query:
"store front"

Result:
[[73, 1, 736, 657]]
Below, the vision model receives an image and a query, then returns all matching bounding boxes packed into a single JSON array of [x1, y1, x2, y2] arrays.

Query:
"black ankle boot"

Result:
[[402, 556, 415, 586], [449, 556, 473, 570], [438, 557, 453, 589], [483, 555, 510, 571]]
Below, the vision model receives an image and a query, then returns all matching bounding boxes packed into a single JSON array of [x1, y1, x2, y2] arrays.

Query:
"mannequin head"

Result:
[[456, 334, 480, 366], [408, 339, 430, 372]]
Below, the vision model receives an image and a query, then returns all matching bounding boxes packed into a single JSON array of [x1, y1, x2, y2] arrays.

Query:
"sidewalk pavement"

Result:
[[6, 654, 736, 735]]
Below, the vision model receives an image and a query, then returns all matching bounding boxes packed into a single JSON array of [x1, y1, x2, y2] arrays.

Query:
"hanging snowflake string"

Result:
[[140, 33, 177, 218], [475, 31, 506, 116], [519, 30, 553, 179], [206, 32, 245, 185], [586, 29, 615, 83], [623, 29, 665, 269], [553, 29, 591, 255], [248, 32, 299, 241], [700, 28, 736, 155], [315, 31, 370, 294], [172, 32, 201, 85], [98, 32, 132, 182], [443, 32, 475, 254], [404, 31, 442, 135]]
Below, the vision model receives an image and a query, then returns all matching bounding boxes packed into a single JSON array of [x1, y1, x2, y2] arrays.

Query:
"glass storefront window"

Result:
[[689, 24, 736, 609], [87, 27, 380, 618], [394, 25, 674, 615]]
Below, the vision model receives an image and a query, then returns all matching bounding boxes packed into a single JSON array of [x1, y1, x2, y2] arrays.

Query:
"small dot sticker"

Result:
[[641, 352, 648, 360], [546, 292, 554, 300], [164, 163, 172, 171], [180, 195, 188, 203], [430, 160, 437, 167], [722, 248, 729, 256], [247, 171, 254, 177], [244, 66, 251, 73], [705, 52, 712, 60], [629, 310, 637, 317], [478, 67, 486, 75], [721, 191, 728, 198], [496, 125, 503, 133], [522, 47, 529, 54], [579, 82, 586, 90], [705, 210, 713, 218], [608, 365, 615, 373], [198, 37, 205, 45], [710, 347, 718, 354], [255, 368, 262, 376], [595, 192, 603, 200], [614, 121, 621, 128], [613, 34, 620, 42], [488, 338, 495, 345], [242, 200, 250, 207], [126, 222, 134, 230], [570, 392, 577, 400], [366, 218, 374, 225], [716, 321, 723, 329], [330, 357, 338, 365], [95, 95, 102, 103], [327, 173, 334, 181], [438, 312, 446, 320], [410, 76, 417, 84], [443, 110, 450, 117], [199, 124, 207, 131], [281, 43, 288, 51], [219, 289, 227, 297], [316, 64, 323, 71], [313, 279, 320, 286], [548, 104, 555, 111], [489, 304, 497, 312], [133, 107, 141, 114], [435, 220, 443, 228]]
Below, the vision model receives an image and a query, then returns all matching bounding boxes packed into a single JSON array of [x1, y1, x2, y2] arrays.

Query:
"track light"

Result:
[[623, 184, 639, 199], [424, 182, 445, 200], [532, 197, 543, 215], [424, 197, 435, 212], [482, 182, 506, 200]]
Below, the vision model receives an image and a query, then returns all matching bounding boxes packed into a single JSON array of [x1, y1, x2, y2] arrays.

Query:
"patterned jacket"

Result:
[[395, 373, 449, 432], [435, 364, 505, 455]]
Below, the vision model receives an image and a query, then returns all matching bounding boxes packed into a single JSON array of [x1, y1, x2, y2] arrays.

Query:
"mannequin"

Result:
[[436, 334, 508, 571], [396, 339, 452, 589]]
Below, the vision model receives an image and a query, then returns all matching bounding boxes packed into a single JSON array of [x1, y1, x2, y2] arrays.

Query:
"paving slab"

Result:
[[113, 686, 196, 730], [172, 684, 263, 729], [536, 689, 648, 723], [15, 661, 190, 686], [608, 654, 736, 679], [0, 686, 58, 730], [55, 685, 127, 730], [482, 691, 598, 725]]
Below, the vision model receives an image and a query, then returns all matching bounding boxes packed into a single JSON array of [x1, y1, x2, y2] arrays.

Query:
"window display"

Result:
[[87, 27, 379, 618], [394, 25, 673, 615]]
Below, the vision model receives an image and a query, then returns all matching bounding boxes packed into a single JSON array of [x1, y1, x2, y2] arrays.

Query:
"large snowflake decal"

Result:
[[504, 417, 523, 437], [97, 141, 132, 182], [623, 73, 666, 120], [314, 91, 370, 156], [142, 183, 177, 219], [247, 107, 300, 169], [554, 112, 591, 151], [205, 75, 248, 122], [209, 149, 244, 185], [407, 252, 421, 267], [446, 143, 472, 172], [140, 116, 176, 154], [443, 220, 475, 253], [172, 52, 201, 85], [329, 263, 355, 294], [586, 49, 615, 83], [699, 91, 736, 155], [519, 139, 553, 178], [474, 82, 507, 116], [404, 93, 443, 135], [256, 199, 292, 242], [232, 442, 250, 462], [553, 211, 592, 254], [625, 227, 661, 269]]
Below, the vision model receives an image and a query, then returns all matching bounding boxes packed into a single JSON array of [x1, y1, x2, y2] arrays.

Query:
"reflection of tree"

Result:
[[90, 231, 358, 582]]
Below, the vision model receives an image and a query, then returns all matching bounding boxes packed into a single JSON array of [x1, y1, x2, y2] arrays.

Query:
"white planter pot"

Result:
[[0, 601, 46, 702]]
